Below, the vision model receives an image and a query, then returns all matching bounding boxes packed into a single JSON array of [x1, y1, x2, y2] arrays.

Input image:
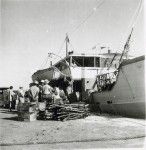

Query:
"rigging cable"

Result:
[[68, 42, 75, 52], [40, 55, 49, 69], [48, 52, 73, 71], [56, 38, 66, 55], [53, 66, 71, 82], [102, 0, 143, 98], [117, 0, 143, 53], [107, 53, 117, 70], [128, 0, 142, 29], [55, 0, 105, 58], [108, 0, 143, 70], [69, 0, 105, 36], [96, 0, 143, 90]]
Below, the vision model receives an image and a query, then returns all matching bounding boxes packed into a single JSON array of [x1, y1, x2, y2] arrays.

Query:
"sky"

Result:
[[0, 0, 145, 89]]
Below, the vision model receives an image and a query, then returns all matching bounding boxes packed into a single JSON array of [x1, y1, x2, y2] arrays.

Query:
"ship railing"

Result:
[[96, 70, 118, 92]]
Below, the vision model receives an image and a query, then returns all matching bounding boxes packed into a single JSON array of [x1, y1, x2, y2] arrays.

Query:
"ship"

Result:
[[32, 0, 144, 117], [89, 28, 145, 118], [91, 55, 145, 118], [32, 35, 129, 102], [32, 26, 145, 118]]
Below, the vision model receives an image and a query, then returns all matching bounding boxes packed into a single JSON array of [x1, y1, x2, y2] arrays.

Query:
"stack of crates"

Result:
[[17, 102, 37, 121]]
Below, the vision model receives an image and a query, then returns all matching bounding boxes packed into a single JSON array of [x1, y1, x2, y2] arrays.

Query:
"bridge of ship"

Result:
[[53, 53, 120, 77]]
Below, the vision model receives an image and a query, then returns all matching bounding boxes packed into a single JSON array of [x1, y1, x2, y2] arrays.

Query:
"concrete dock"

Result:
[[0, 108, 145, 149]]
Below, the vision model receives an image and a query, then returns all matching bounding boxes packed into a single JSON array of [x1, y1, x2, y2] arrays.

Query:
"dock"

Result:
[[0, 108, 145, 149]]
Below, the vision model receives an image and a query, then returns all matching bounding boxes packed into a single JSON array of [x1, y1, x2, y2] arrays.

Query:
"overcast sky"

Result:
[[0, 0, 145, 89]]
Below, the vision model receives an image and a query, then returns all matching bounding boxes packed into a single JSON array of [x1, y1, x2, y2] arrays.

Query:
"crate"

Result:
[[23, 112, 37, 122], [17, 102, 37, 121], [17, 102, 30, 112], [29, 104, 37, 113]]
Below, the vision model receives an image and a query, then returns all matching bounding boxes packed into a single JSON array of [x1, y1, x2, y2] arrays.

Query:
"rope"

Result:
[[129, 0, 143, 29], [49, 53, 69, 67], [71, 57, 82, 67], [69, 0, 105, 35], [107, 53, 117, 70], [106, 0, 143, 72], [117, 0, 143, 53], [57, 38, 66, 55], [54, 0, 105, 58], [40, 55, 49, 69], [47, 52, 73, 82], [68, 42, 75, 52], [52, 66, 71, 83], [88, 0, 143, 79]]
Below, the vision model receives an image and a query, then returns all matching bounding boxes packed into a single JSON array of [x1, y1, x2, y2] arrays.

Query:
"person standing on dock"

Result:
[[52, 87, 64, 105], [59, 86, 68, 103], [18, 87, 25, 103], [42, 79, 53, 105], [29, 81, 40, 103], [38, 80, 45, 102], [8, 86, 15, 112]]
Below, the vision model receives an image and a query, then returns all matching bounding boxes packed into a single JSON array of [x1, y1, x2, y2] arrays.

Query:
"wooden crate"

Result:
[[23, 112, 37, 122], [17, 102, 37, 121]]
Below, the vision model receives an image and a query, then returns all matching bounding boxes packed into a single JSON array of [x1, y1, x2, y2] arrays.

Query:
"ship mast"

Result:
[[118, 28, 133, 66], [65, 33, 69, 57]]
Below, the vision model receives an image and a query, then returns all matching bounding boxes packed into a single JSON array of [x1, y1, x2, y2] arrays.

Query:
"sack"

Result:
[[38, 102, 46, 111]]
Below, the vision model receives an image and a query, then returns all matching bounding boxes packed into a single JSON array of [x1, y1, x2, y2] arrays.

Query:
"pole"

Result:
[[118, 28, 133, 69], [66, 33, 69, 57]]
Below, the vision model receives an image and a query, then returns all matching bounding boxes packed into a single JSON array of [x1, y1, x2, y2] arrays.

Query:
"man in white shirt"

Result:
[[42, 79, 53, 103], [29, 81, 39, 103], [18, 87, 25, 103], [42, 80, 52, 94]]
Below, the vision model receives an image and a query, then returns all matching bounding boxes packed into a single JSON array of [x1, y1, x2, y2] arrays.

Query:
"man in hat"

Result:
[[29, 81, 40, 103], [42, 79, 53, 104]]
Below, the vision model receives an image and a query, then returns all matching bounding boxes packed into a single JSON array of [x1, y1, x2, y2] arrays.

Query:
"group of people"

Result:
[[7, 79, 68, 111], [27, 79, 68, 105], [8, 86, 25, 111]]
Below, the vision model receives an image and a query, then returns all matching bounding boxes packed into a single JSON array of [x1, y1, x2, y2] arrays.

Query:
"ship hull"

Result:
[[92, 56, 145, 118], [99, 101, 145, 118]]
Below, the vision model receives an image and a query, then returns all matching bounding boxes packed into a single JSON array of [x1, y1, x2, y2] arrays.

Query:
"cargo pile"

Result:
[[17, 102, 89, 121], [38, 102, 90, 121]]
